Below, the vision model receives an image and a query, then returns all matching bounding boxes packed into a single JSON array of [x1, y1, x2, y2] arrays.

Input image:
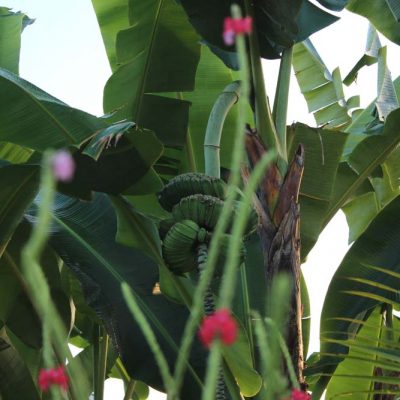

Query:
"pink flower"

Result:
[[38, 366, 68, 392], [290, 389, 311, 400], [52, 150, 75, 182], [198, 308, 237, 348], [223, 16, 253, 45]]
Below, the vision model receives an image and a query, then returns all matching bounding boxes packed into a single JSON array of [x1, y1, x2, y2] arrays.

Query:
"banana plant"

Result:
[[2, 1, 400, 400]]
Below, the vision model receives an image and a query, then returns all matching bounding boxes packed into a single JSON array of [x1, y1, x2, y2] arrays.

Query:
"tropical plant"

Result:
[[2, 1, 400, 400]]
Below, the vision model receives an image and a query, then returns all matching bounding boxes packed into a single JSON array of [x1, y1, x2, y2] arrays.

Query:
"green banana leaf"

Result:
[[322, 108, 400, 237], [102, 0, 200, 124], [0, 328, 39, 400], [26, 192, 208, 398], [315, 0, 348, 11], [343, 163, 400, 242], [90, 0, 130, 71], [324, 308, 400, 400], [288, 123, 348, 258], [309, 195, 400, 397], [177, 0, 339, 67], [0, 68, 106, 152], [0, 164, 39, 257], [346, 0, 400, 45], [0, 7, 33, 74], [343, 25, 381, 86], [292, 39, 357, 130]]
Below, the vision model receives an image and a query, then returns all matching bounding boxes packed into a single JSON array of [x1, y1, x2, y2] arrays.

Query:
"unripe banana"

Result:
[[172, 194, 225, 230], [158, 173, 226, 211], [162, 220, 200, 274]]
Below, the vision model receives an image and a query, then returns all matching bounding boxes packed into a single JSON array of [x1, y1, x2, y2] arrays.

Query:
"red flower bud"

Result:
[[38, 366, 68, 392], [223, 16, 253, 45], [198, 308, 237, 348]]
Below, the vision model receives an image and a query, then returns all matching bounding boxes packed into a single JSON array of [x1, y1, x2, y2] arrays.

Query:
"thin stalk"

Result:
[[204, 81, 241, 177], [272, 47, 293, 162], [243, 0, 284, 165], [121, 283, 174, 394], [264, 318, 299, 389], [239, 263, 254, 360], [201, 341, 223, 400], [96, 329, 109, 400], [177, 92, 197, 172], [21, 151, 88, 400], [93, 326, 100, 399], [115, 358, 131, 384], [123, 380, 137, 400]]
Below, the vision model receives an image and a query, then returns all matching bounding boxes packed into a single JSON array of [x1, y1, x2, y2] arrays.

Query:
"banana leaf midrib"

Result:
[[0, 73, 78, 145]]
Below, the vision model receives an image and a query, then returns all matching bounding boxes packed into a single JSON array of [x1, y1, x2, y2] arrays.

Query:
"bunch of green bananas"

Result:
[[158, 173, 257, 275]]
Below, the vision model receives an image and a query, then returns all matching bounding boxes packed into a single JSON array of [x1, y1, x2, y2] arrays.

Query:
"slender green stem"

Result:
[[239, 263, 254, 360], [242, 0, 284, 164], [121, 283, 174, 395], [253, 313, 272, 399], [272, 46, 293, 163], [201, 341, 223, 400], [21, 151, 89, 399], [123, 380, 137, 400], [115, 358, 131, 384], [93, 326, 100, 399], [264, 318, 299, 389], [96, 329, 109, 400], [204, 81, 241, 177]]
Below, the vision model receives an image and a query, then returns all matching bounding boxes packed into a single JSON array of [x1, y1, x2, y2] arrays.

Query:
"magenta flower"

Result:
[[38, 366, 68, 392], [223, 16, 253, 45], [52, 150, 75, 182], [290, 389, 311, 400], [198, 308, 238, 348]]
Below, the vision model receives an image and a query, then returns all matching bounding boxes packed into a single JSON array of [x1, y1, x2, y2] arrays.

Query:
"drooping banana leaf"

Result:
[[342, 163, 400, 242], [177, 0, 339, 68], [309, 195, 400, 397], [343, 24, 381, 86], [346, 0, 400, 45], [0, 68, 106, 152], [292, 39, 357, 130], [322, 107, 400, 236], [0, 7, 33, 75], [26, 192, 207, 398]]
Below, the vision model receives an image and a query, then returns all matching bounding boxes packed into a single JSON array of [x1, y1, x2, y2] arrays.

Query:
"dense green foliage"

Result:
[[2, 1, 400, 399]]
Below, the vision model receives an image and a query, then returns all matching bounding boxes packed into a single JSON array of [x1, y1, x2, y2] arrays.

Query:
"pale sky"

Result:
[[3, 0, 400, 399]]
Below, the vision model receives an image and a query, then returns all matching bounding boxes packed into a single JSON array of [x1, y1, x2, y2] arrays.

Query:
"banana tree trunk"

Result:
[[245, 128, 305, 387]]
